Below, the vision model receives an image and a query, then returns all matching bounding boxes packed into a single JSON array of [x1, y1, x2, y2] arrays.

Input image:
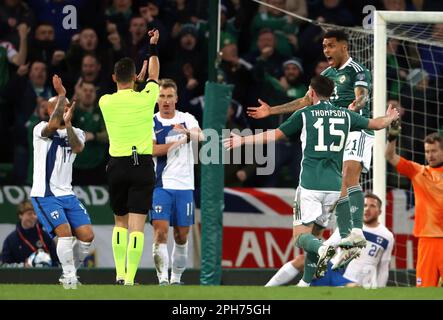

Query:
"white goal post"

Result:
[[373, 10, 443, 225]]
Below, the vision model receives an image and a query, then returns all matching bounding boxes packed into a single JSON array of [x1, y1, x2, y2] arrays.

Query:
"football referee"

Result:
[[99, 29, 160, 286]]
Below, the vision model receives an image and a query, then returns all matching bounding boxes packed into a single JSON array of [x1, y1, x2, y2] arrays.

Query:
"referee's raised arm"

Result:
[[99, 29, 160, 286], [147, 29, 159, 82]]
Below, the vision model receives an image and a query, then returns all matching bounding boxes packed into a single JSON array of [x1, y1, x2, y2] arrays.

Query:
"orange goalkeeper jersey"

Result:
[[396, 157, 443, 237]]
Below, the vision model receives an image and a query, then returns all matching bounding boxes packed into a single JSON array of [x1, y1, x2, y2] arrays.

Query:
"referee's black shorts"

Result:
[[106, 155, 155, 215]]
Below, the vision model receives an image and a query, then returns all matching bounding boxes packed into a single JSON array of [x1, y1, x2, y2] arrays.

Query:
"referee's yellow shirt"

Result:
[[99, 80, 159, 156]]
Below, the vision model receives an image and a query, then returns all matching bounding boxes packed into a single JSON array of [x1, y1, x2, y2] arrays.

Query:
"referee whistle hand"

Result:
[[148, 29, 159, 44]]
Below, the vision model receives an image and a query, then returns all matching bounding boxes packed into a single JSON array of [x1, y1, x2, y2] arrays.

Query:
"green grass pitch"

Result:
[[1, 284, 442, 300]]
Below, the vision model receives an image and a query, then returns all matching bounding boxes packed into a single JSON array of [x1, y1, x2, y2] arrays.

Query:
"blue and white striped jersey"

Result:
[[30, 122, 85, 197]]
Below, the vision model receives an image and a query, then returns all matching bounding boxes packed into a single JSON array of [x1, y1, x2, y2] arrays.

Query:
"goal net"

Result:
[[326, 14, 443, 286], [372, 11, 443, 287]]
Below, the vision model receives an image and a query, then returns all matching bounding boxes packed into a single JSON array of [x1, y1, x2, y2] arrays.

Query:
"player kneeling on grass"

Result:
[[30, 75, 94, 289], [266, 193, 394, 288], [224, 75, 399, 286]]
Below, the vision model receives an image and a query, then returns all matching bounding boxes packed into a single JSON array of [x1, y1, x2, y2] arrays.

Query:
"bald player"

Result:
[[30, 75, 94, 289]]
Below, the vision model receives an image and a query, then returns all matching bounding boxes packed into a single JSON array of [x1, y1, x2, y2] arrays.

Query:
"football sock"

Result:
[[153, 243, 169, 283], [302, 251, 318, 284], [125, 231, 144, 285], [73, 239, 92, 270], [112, 227, 128, 281], [348, 185, 364, 229], [57, 236, 76, 277], [265, 261, 300, 287], [295, 233, 322, 254], [335, 196, 352, 238], [171, 241, 188, 284]]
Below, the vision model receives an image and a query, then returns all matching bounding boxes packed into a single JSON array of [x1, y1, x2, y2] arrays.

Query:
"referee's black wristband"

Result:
[[147, 44, 158, 57]]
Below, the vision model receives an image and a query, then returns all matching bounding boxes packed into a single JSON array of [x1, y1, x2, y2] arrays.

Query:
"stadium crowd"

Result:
[[0, 0, 442, 189]]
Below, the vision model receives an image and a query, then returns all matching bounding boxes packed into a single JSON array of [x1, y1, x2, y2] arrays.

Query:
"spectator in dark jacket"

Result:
[[0, 200, 58, 267]]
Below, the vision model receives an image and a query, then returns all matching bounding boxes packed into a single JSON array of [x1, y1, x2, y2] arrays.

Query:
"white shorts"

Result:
[[343, 131, 374, 173], [293, 187, 340, 228]]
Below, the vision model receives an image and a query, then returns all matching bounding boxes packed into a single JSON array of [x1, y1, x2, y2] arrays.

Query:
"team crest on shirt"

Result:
[[154, 205, 163, 213], [50, 211, 59, 219], [376, 236, 384, 244], [339, 75, 346, 83]]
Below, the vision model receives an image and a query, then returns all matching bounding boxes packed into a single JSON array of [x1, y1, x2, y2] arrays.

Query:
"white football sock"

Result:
[[153, 243, 169, 282], [57, 237, 76, 277], [171, 241, 188, 283], [73, 239, 92, 270], [265, 261, 300, 287]]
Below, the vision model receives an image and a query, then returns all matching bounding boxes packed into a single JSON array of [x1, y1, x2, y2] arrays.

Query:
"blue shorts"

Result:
[[31, 195, 92, 238], [311, 262, 354, 287], [150, 188, 194, 227]]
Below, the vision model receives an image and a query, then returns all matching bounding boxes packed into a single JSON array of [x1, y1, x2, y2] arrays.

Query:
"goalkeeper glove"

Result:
[[387, 119, 401, 142]]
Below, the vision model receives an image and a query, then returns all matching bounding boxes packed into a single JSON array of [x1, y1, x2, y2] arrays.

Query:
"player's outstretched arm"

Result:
[[247, 92, 312, 119], [385, 139, 400, 167], [367, 104, 399, 130], [147, 29, 159, 82], [223, 129, 285, 150], [385, 117, 401, 167], [64, 101, 84, 153]]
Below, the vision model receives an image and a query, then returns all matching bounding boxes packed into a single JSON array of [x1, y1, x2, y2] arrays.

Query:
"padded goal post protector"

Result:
[[200, 81, 233, 285]]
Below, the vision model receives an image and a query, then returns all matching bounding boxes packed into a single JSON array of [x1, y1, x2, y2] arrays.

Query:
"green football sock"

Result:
[[125, 231, 145, 285], [336, 197, 352, 238], [348, 185, 364, 229], [296, 233, 322, 254], [112, 227, 128, 281], [302, 251, 318, 284]]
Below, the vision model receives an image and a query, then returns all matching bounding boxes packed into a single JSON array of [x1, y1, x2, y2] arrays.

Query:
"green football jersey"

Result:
[[278, 100, 369, 191], [321, 57, 372, 134], [72, 106, 108, 169]]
